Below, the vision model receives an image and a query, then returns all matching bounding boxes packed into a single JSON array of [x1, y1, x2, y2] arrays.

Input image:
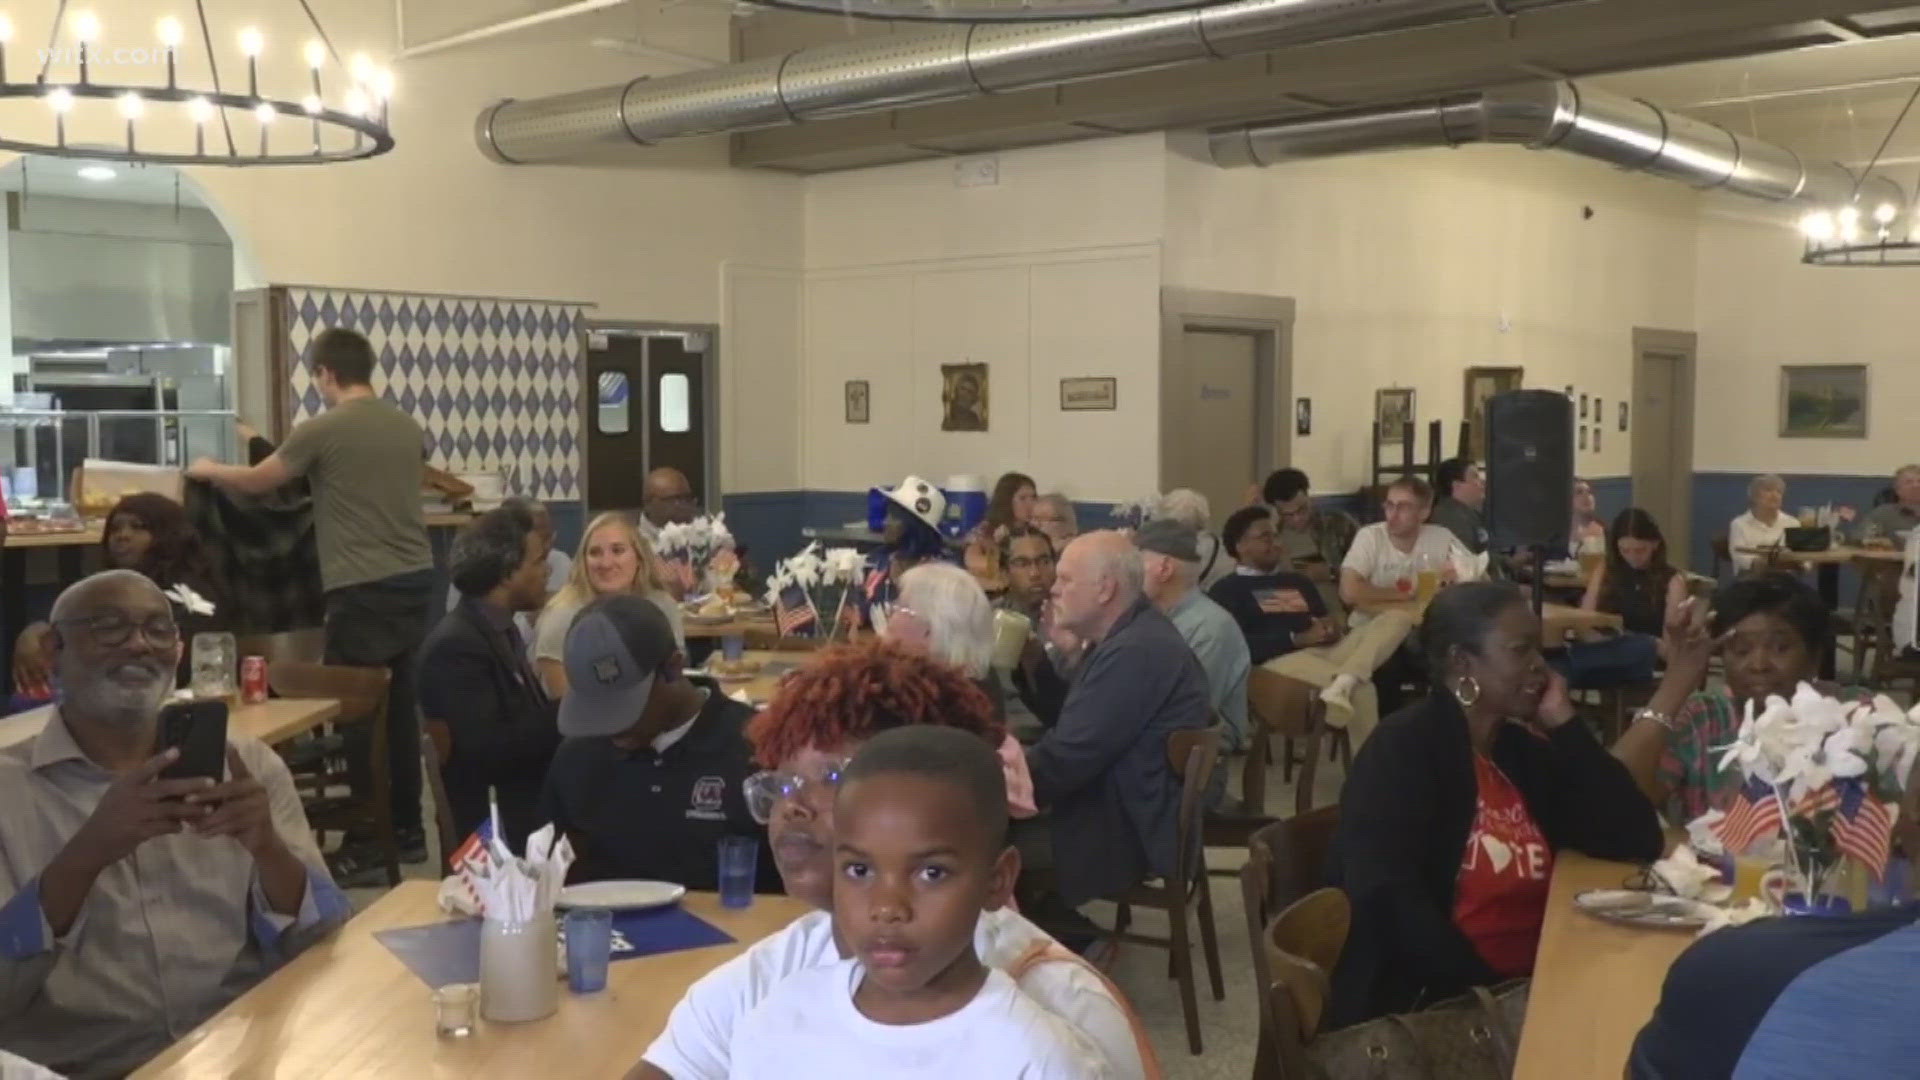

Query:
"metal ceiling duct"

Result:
[[476, 0, 1580, 163], [1203, 80, 1906, 211]]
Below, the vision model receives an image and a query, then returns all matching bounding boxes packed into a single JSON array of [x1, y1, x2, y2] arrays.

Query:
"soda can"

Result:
[[241, 656, 269, 705]]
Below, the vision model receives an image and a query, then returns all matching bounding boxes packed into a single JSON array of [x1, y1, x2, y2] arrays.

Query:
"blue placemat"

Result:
[[374, 906, 736, 989]]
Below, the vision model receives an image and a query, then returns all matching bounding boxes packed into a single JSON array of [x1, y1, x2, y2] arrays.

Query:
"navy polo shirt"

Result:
[[537, 679, 781, 893]]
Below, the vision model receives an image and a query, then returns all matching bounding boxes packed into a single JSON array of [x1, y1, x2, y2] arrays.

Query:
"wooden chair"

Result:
[[1104, 726, 1226, 1056], [1247, 668, 1333, 816], [422, 723, 458, 870], [268, 661, 399, 887], [235, 628, 327, 667], [1852, 557, 1920, 690], [1249, 888, 1353, 1080]]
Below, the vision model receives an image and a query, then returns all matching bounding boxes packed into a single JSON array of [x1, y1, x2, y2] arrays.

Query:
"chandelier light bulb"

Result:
[[0, 15, 15, 44], [305, 40, 327, 69], [239, 27, 265, 57], [44, 87, 74, 114], [118, 91, 144, 119], [72, 10, 101, 44], [254, 101, 276, 124], [1799, 211, 1834, 242], [349, 52, 375, 84], [187, 96, 213, 124], [372, 68, 396, 100], [157, 16, 184, 47], [343, 87, 369, 117], [1874, 202, 1897, 225], [1836, 205, 1860, 229], [302, 94, 323, 115]]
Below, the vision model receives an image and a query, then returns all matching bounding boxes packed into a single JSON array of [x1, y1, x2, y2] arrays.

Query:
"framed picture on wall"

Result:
[[1593, 426, 1603, 453], [1579, 393, 1589, 420], [845, 380, 870, 424], [1463, 367, 1525, 461], [941, 363, 989, 432], [1779, 364, 1868, 438], [1060, 377, 1117, 411], [1579, 426, 1588, 451], [1296, 398, 1312, 436], [1619, 401, 1629, 432], [1374, 388, 1414, 442]]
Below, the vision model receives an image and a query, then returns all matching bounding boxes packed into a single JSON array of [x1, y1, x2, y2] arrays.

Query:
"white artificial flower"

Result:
[[1788, 682, 1849, 735], [824, 547, 865, 583], [1820, 724, 1871, 782], [164, 583, 215, 616], [1774, 743, 1831, 808]]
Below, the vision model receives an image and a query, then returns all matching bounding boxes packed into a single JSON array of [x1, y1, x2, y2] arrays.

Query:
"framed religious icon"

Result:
[[941, 363, 988, 432]]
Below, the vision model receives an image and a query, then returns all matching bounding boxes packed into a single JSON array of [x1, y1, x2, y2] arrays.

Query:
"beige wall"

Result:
[[800, 137, 1164, 501], [1163, 144, 1701, 494], [1693, 213, 1915, 476]]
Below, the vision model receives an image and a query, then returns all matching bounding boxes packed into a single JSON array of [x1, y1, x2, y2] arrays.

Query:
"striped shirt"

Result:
[[0, 710, 348, 1079]]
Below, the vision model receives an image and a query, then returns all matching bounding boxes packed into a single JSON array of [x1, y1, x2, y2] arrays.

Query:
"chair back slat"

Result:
[[1167, 726, 1223, 890]]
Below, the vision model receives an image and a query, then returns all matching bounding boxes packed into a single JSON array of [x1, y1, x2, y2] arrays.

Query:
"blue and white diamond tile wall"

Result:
[[282, 288, 589, 501]]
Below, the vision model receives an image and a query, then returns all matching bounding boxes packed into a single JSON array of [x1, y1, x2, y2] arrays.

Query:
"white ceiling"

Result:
[[1598, 33, 1920, 169], [0, 156, 208, 208]]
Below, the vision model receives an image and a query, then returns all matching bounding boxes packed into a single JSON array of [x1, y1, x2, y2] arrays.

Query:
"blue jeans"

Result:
[[1551, 633, 1659, 690]]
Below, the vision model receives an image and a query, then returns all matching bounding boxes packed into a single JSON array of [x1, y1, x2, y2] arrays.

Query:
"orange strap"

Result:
[[1008, 940, 1164, 1080]]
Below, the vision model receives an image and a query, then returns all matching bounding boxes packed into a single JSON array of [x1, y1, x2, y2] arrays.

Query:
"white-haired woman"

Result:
[[1156, 488, 1231, 592], [884, 562, 1037, 815], [1728, 474, 1789, 573]]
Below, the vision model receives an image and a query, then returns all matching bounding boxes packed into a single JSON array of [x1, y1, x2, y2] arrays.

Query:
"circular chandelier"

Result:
[[0, 5, 395, 167], [1799, 79, 1919, 268], [745, 0, 1232, 22]]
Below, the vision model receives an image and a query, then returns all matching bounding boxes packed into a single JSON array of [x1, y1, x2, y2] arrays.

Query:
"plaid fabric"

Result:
[[181, 438, 325, 634], [1657, 686, 1871, 825], [1311, 507, 1361, 570]]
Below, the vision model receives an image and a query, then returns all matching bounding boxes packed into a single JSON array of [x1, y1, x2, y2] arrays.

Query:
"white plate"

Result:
[[1573, 889, 1717, 930], [556, 880, 687, 911]]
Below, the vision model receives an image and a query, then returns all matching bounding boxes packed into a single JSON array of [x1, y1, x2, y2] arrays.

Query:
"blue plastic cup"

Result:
[[717, 836, 758, 909], [722, 634, 745, 663], [563, 907, 614, 993]]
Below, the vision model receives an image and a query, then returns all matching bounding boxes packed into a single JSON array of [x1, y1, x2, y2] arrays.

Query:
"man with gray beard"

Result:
[[0, 570, 346, 1079]]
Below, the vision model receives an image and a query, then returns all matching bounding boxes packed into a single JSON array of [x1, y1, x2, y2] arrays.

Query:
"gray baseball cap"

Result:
[[557, 594, 680, 738], [1134, 519, 1201, 563]]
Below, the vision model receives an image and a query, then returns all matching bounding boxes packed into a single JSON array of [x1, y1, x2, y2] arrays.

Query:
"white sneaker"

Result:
[[1320, 675, 1357, 724]]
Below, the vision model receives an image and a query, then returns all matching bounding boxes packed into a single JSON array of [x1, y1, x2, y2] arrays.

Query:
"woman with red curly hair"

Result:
[[634, 641, 1153, 1080]]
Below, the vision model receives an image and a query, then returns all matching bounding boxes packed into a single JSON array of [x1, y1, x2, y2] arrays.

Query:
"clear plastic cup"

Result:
[[433, 983, 479, 1037], [718, 836, 758, 909], [563, 907, 614, 994]]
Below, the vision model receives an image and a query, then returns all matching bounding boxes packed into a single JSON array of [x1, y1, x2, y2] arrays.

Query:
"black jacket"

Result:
[[416, 598, 559, 848], [1328, 692, 1662, 1028], [1025, 597, 1212, 905], [1206, 570, 1327, 666]]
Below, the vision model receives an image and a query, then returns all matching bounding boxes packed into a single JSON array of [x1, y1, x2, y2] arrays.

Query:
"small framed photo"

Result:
[[1595, 398, 1604, 422], [1579, 393, 1589, 420], [1295, 397, 1312, 436], [1578, 425, 1588, 451], [845, 380, 870, 424], [1593, 426, 1603, 453], [1374, 387, 1415, 441], [1618, 401, 1629, 432], [1059, 376, 1117, 411]]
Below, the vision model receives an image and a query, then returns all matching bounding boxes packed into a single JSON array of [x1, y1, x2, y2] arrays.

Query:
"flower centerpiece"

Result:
[[763, 543, 865, 639], [1697, 683, 1920, 913], [1109, 493, 1163, 530], [655, 514, 736, 599]]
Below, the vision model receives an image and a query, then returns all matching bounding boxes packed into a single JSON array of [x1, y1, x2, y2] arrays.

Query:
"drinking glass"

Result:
[[432, 983, 479, 1038], [563, 908, 614, 993], [190, 632, 237, 699], [1413, 554, 1440, 605], [717, 836, 758, 909], [721, 634, 745, 663]]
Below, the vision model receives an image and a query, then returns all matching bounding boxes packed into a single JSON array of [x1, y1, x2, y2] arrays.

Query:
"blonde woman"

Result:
[[532, 511, 685, 697]]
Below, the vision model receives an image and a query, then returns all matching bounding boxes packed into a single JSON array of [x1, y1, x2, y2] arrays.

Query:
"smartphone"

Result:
[[156, 699, 230, 783]]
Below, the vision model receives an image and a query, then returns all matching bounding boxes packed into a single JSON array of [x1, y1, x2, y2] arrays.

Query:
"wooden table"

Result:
[[683, 613, 778, 640], [1356, 598, 1622, 641], [0, 697, 342, 751], [704, 649, 815, 706], [132, 880, 813, 1079], [1735, 545, 1903, 678], [1512, 851, 1693, 1080]]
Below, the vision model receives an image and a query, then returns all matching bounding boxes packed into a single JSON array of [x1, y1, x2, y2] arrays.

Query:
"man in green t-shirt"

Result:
[[189, 328, 434, 862]]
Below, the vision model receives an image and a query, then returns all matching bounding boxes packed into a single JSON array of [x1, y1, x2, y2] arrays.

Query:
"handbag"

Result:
[[1305, 980, 1529, 1080]]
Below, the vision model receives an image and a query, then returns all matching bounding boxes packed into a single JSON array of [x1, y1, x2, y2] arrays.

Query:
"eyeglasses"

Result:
[[1007, 554, 1055, 571], [742, 757, 852, 824], [54, 612, 179, 648]]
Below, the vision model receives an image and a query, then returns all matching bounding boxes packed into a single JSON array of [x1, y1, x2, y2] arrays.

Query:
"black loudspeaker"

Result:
[[1485, 389, 1574, 551]]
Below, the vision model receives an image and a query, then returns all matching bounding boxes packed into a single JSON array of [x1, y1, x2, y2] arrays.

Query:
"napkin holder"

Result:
[[479, 912, 559, 1023]]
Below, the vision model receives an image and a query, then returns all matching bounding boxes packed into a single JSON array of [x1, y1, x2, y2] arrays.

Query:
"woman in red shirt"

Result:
[[1329, 581, 1663, 1027]]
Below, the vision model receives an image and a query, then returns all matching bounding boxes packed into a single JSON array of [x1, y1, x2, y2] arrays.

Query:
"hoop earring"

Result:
[[1452, 676, 1482, 709]]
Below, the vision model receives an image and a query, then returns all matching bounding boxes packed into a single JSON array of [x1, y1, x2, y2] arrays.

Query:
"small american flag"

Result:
[[448, 820, 496, 912], [1713, 775, 1783, 855], [1791, 782, 1841, 818], [776, 583, 818, 637], [1832, 779, 1898, 880]]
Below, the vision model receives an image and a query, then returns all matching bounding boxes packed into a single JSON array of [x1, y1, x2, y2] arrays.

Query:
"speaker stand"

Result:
[[1528, 544, 1548, 621]]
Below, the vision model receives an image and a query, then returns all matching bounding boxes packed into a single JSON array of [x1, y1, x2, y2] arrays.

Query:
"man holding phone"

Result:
[[0, 570, 346, 1079], [1209, 506, 1415, 748]]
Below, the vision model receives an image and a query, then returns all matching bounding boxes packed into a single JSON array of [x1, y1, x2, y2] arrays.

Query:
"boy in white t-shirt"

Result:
[[1339, 474, 1481, 625], [729, 726, 1109, 1079]]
